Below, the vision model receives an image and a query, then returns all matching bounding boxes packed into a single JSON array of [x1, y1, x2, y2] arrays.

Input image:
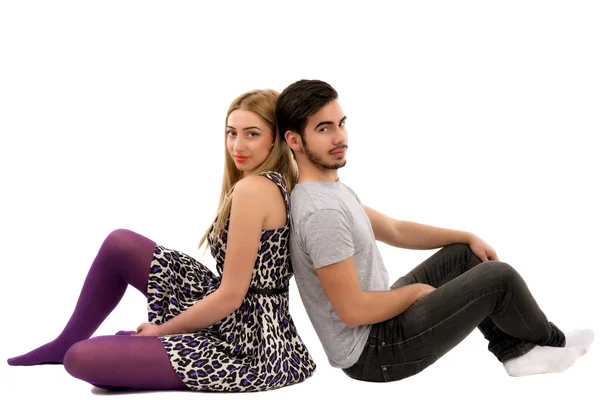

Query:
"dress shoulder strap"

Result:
[[258, 171, 290, 223]]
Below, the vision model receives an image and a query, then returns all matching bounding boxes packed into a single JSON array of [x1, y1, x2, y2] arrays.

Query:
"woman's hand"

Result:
[[134, 322, 163, 336]]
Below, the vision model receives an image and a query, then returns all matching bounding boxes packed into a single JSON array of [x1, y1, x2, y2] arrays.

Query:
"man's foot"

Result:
[[504, 345, 586, 377], [565, 329, 595, 352]]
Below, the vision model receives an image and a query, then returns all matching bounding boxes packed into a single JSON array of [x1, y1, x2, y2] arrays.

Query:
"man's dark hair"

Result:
[[276, 79, 338, 140]]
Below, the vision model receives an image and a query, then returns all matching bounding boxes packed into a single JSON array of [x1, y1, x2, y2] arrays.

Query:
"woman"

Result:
[[7, 89, 317, 392]]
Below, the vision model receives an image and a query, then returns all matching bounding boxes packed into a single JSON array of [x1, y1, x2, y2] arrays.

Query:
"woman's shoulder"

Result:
[[231, 172, 285, 204]]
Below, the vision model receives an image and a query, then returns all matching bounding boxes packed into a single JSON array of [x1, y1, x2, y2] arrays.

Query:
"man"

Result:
[[275, 79, 594, 382]]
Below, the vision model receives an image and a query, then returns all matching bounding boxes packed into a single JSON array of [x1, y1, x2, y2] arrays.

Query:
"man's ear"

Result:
[[284, 130, 303, 153]]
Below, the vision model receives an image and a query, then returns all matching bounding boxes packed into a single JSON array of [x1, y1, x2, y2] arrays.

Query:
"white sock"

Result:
[[503, 345, 586, 377], [565, 329, 595, 352]]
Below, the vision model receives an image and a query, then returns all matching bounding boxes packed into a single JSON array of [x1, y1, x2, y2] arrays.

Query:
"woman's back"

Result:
[[148, 170, 316, 391]]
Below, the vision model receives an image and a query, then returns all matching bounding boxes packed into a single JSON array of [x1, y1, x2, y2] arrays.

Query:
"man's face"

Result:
[[300, 100, 348, 170]]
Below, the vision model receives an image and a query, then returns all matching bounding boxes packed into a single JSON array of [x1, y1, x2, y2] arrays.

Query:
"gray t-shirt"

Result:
[[289, 180, 390, 369]]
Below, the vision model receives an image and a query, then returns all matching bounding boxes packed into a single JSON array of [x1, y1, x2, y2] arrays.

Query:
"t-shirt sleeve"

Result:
[[299, 209, 354, 269], [345, 185, 362, 205]]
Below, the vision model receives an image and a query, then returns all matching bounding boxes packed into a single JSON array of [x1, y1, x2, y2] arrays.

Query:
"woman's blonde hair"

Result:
[[198, 89, 298, 250]]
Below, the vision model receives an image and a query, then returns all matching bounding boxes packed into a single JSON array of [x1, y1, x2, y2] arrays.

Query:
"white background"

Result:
[[1, 1, 598, 399]]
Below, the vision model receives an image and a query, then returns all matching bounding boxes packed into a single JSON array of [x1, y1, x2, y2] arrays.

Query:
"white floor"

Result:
[[2, 269, 598, 400], [2, 332, 597, 400]]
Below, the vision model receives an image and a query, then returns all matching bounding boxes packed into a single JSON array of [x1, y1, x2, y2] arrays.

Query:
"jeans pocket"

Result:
[[381, 355, 437, 382]]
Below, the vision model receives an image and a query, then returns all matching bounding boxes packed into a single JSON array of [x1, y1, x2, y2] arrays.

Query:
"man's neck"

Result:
[[297, 159, 339, 184]]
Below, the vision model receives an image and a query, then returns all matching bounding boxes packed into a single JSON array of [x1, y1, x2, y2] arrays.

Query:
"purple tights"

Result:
[[7, 229, 187, 390]]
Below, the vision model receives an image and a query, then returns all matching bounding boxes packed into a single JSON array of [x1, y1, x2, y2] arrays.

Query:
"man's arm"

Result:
[[315, 256, 434, 327], [297, 208, 431, 326], [363, 206, 499, 261], [364, 206, 473, 249]]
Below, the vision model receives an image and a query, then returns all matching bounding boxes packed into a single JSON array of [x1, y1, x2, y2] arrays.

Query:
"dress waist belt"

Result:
[[247, 286, 288, 295]]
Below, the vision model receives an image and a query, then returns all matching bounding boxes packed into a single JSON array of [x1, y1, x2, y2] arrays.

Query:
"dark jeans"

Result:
[[342, 244, 565, 382]]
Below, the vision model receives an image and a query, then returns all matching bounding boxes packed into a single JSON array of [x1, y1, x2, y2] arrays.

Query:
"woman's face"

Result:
[[226, 109, 274, 175]]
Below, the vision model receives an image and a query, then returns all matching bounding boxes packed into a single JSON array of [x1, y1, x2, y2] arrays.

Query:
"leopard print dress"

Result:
[[146, 171, 316, 392]]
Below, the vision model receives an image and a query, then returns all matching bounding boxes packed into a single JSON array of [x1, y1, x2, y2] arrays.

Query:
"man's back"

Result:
[[289, 180, 389, 368]]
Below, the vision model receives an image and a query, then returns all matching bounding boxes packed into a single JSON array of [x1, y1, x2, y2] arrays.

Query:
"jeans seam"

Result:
[[467, 246, 478, 265], [361, 344, 375, 380], [437, 262, 465, 286], [510, 298, 536, 336], [383, 289, 506, 347], [382, 355, 437, 370]]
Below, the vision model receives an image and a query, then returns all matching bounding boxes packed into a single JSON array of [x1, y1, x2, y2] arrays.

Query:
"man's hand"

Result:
[[134, 322, 163, 337], [414, 283, 436, 301], [467, 234, 499, 262]]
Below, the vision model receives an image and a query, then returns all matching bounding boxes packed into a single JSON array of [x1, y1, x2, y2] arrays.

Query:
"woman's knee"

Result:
[[99, 228, 149, 260], [63, 341, 93, 380], [102, 228, 138, 248]]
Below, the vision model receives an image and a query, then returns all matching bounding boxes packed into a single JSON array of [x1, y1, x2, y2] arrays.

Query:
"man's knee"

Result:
[[475, 261, 522, 286], [440, 243, 477, 261]]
